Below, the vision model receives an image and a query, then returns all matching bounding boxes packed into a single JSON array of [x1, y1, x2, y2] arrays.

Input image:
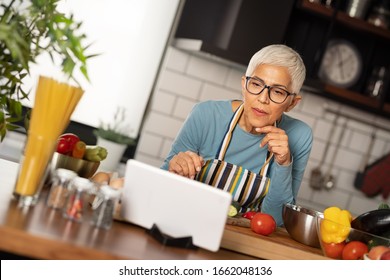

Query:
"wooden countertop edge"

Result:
[[0, 227, 126, 260], [221, 226, 329, 260]]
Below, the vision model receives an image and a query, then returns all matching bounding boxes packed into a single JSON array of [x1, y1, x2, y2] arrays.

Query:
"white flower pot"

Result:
[[96, 137, 127, 172]]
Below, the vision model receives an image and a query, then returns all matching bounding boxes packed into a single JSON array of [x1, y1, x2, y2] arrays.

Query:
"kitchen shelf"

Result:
[[336, 12, 390, 40], [299, 0, 334, 17], [296, 0, 390, 118], [299, 0, 390, 40], [324, 84, 381, 108]]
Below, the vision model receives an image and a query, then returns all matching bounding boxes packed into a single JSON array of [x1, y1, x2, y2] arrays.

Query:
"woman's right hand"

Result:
[[168, 151, 204, 179]]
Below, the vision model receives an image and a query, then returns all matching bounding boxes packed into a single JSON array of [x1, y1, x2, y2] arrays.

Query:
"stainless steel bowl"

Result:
[[51, 152, 100, 178], [282, 203, 323, 248]]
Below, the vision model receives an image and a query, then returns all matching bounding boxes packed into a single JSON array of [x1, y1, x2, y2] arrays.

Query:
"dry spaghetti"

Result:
[[14, 76, 84, 196]]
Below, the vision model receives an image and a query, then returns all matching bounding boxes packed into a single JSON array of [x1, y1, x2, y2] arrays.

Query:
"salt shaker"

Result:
[[63, 176, 93, 222], [46, 168, 77, 209], [91, 185, 121, 230]]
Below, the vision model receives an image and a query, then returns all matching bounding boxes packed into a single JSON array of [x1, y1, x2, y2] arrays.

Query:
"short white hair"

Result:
[[245, 44, 306, 94]]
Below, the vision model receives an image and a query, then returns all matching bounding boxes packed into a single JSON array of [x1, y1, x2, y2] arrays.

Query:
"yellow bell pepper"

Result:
[[321, 206, 352, 244]]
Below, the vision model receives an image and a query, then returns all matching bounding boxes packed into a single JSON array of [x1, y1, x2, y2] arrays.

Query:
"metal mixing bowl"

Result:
[[282, 203, 323, 248], [51, 152, 100, 178]]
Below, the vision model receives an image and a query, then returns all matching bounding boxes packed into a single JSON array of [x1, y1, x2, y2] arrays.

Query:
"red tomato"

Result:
[[250, 213, 276, 236], [60, 133, 80, 147], [242, 211, 257, 220], [57, 133, 80, 155], [56, 138, 72, 154], [322, 241, 346, 259], [342, 241, 368, 260]]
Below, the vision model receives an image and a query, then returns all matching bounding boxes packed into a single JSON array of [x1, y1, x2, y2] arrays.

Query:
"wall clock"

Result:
[[318, 39, 363, 88]]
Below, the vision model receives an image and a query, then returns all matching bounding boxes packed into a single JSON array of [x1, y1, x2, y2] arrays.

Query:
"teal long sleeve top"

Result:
[[161, 100, 313, 226]]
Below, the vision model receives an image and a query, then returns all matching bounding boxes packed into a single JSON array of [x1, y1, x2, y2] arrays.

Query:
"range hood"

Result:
[[173, 0, 295, 67], [172, 38, 247, 69]]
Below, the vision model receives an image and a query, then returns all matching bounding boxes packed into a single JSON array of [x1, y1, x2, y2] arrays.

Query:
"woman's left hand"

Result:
[[256, 126, 291, 166]]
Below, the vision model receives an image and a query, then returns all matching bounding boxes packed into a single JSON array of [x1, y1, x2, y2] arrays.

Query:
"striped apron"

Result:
[[195, 103, 274, 211]]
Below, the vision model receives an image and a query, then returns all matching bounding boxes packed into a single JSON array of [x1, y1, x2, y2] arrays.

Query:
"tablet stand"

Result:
[[147, 224, 197, 249]]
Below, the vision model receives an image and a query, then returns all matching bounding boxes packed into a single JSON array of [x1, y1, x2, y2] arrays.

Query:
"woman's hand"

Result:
[[256, 126, 291, 166], [168, 151, 204, 179]]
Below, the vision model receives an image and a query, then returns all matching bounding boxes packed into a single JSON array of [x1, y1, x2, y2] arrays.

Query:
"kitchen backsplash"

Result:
[[134, 46, 390, 216]]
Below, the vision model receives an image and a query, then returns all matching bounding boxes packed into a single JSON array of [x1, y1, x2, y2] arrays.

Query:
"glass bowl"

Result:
[[316, 216, 390, 260]]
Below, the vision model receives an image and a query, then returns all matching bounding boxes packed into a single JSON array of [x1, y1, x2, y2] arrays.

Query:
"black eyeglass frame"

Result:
[[245, 76, 296, 104]]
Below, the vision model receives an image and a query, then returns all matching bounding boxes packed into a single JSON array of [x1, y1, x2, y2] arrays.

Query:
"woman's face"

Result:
[[240, 64, 301, 134]]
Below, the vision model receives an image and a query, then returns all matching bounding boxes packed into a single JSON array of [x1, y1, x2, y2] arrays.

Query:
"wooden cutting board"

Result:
[[223, 215, 328, 260], [226, 214, 250, 227]]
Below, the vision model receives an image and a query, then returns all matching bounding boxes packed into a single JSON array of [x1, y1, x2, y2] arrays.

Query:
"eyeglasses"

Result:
[[245, 76, 296, 104]]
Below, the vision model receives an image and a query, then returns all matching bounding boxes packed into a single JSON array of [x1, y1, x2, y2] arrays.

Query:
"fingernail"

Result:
[[196, 166, 201, 172], [190, 175, 195, 180]]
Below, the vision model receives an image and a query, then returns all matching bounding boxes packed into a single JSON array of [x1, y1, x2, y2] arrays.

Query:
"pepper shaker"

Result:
[[46, 168, 77, 209], [63, 176, 93, 222], [91, 185, 121, 230]]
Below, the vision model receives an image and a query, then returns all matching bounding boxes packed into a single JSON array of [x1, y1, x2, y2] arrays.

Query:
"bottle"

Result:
[[366, 66, 387, 99], [91, 185, 121, 230], [63, 176, 93, 222], [367, 0, 390, 29], [46, 168, 77, 209]]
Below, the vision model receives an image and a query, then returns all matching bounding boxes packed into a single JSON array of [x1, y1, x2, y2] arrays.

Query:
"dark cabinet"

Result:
[[174, 0, 390, 118]]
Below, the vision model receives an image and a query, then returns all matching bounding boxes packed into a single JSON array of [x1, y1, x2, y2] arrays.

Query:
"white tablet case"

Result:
[[121, 159, 232, 252]]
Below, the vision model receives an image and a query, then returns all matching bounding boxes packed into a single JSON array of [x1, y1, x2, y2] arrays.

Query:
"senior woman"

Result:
[[161, 44, 313, 226]]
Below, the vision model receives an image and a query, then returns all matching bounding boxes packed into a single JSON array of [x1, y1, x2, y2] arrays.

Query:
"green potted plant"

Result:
[[93, 106, 136, 171], [0, 0, 93, 141], [93, 107, 136, 146]]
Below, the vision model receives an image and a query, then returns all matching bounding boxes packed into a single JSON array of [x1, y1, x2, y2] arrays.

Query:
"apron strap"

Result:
[[215, 102, 274, 175], [216, 103, 244, 160]]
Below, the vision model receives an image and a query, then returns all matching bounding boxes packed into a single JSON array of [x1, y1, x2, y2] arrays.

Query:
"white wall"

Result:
[[21, 0, 180, 139], [134, 46, 390, 217]]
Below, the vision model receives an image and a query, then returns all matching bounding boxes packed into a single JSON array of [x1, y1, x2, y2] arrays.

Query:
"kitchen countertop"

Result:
[[0, 158, 327, 260]]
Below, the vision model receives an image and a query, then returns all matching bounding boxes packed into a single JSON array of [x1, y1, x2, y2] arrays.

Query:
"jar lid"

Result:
[[100, 185, 121, 199], [72, 176, 94, 191], [56, 168, 77, 180]]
